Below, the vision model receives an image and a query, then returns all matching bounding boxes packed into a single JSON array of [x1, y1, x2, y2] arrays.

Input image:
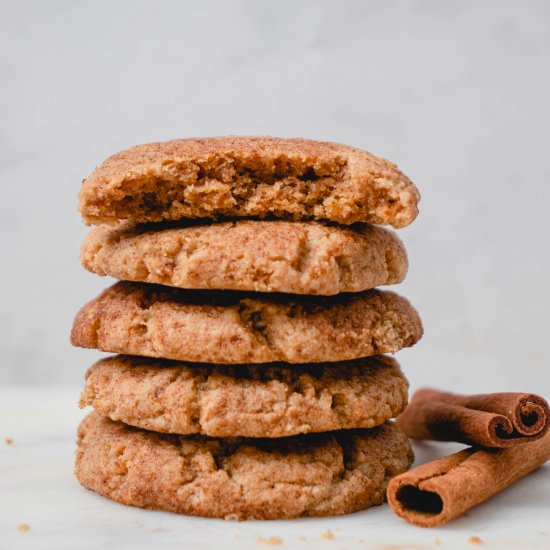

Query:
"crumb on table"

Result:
[[468, 536, 483, 544], [5, 437, 15, 446], [321, 529, 334, 540], [257, 536, 283, 545], [17, 524, 29, 533]]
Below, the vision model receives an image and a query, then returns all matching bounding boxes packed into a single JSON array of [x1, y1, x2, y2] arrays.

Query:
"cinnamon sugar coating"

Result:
[[81, 220, 408, 295], [81, 355, 408, 437], [75, 413, 413, 519], [79, 137, 419, 228], [70, 282, 423, 364]]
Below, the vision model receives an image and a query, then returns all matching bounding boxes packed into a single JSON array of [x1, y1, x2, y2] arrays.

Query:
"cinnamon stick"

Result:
[[397, 389, 549, 447], [387, 430, 550, 527]]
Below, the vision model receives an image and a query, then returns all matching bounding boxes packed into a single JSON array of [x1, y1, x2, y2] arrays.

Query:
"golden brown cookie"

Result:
[[75, 412, 413, 519], [81, 355, 408, 437], [70, 282, 423, 364], [81, 220, 408, 295], [79, 137, 419, 228]]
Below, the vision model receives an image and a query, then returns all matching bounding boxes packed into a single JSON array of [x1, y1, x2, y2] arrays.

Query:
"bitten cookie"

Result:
[[70, 282, 423, 364], [79, 136, 419, 228], [75, 413, 413, 519], [81, 220, 408, 295], [81, 355, 409, 437]]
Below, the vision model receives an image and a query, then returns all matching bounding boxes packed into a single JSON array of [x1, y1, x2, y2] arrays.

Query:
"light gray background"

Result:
[[1, 0, 549, 392]]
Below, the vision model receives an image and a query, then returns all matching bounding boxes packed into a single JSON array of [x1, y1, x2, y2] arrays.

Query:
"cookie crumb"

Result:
[[468, 536, 483, 544], [434, 538, 442, 545], [297, 536, 306, 541], [257, 536, 283, 545], [18, 524, 29, 533], [5, 437, 15, 446], [359, 539, 365, 544], [321, 530, 334, 540]]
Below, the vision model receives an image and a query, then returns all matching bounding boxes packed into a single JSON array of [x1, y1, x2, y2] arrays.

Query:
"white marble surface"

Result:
[[1, 386, 549, 550]]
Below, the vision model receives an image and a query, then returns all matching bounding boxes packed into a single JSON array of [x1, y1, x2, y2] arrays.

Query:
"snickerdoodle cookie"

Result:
[[81, 220, 408, 295], [75, 412, 413, 519], [70, 282, 423, 364], [81, 354, 408, 437], [79, 137, 419, 228]]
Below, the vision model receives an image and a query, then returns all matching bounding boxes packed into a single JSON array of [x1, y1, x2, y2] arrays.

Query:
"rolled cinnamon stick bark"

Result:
[[397, 389, 549, 447], [387, 431, 550, 527]]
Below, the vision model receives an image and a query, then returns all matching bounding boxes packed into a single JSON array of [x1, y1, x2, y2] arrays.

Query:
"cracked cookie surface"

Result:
[[75, 412, 413, 519], [78, 136, 420, 228], [81, 355, 408, 437], [81, 220, 408, 295], [70, 282, 423, 364]]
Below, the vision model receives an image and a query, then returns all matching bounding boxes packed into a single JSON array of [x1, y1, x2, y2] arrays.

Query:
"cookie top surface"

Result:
[[79, 136, 419, 228], [71, 282, 423, 364], [75, 412, 413, 519], [81, 354, 409, 438], [81, 220, 408, 295]]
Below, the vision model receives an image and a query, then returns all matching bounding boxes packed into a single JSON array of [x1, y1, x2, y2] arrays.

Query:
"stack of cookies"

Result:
[[71, 137, 422, 520]]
